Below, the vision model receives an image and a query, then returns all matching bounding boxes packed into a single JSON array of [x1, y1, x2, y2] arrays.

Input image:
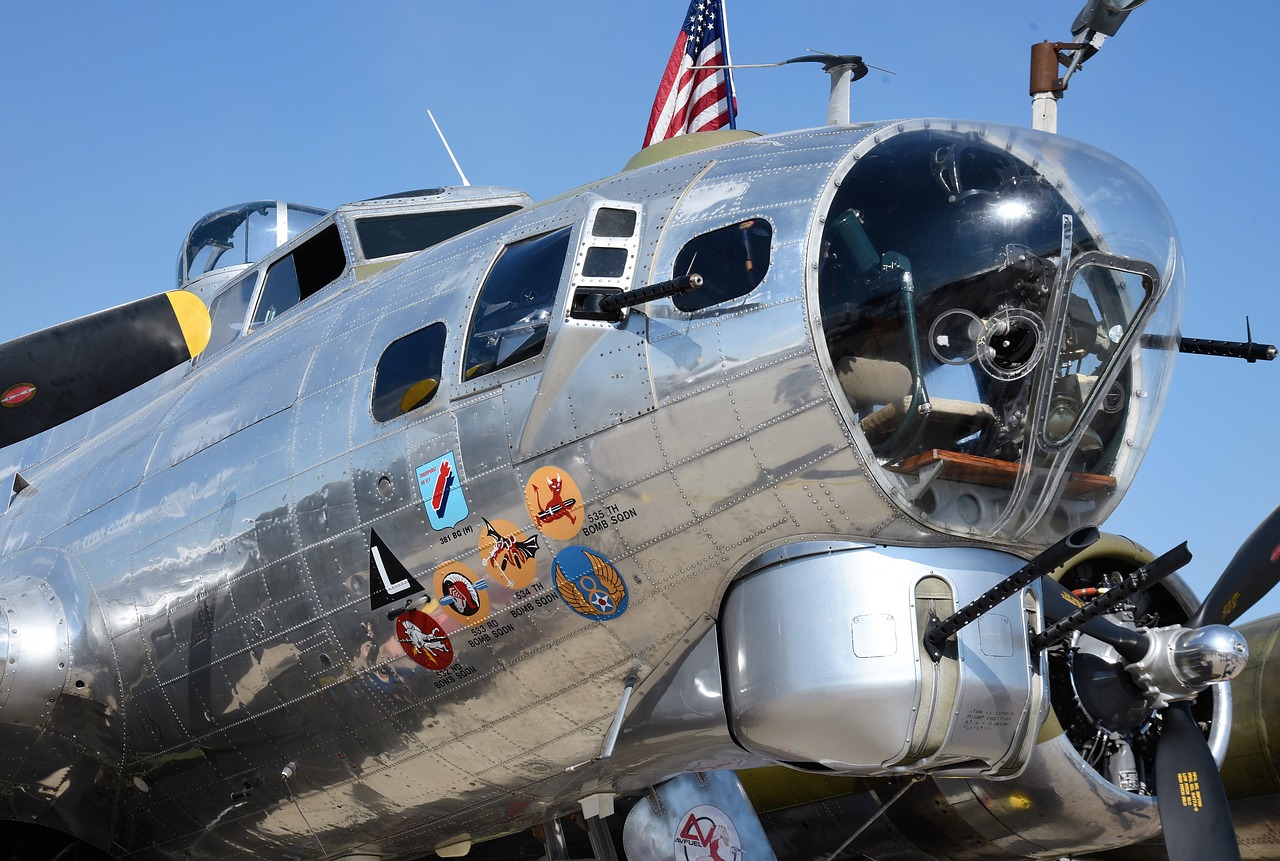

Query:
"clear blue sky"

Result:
[[2, 1, 1277, 621]]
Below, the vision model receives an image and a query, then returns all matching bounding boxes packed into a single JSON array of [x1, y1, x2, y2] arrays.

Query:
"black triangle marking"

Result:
[[369, 528, 425, 611]]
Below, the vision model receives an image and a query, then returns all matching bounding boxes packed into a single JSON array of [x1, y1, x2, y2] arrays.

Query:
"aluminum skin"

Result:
[[0, 120, 1191, 859]]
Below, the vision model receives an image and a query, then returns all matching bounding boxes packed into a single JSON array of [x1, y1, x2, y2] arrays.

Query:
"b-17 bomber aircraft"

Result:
[[3, 6, 1280, 861]]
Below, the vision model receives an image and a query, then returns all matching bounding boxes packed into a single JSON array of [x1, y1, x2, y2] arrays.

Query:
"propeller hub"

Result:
[[1126, 624, 1248, 708]]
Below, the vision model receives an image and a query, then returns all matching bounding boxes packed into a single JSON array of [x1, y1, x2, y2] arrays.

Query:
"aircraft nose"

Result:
[[0, 578, 71, 730]]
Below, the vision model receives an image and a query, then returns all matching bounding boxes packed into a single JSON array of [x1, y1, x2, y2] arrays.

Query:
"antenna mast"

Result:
[[427, 109, 471, 187]]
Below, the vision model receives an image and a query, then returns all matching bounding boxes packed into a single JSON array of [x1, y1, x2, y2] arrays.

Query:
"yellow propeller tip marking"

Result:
[[165, 290, 212, 359]]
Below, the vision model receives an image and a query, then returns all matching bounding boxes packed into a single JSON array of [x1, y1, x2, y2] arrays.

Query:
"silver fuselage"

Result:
[[0, 121, 1184, 859]]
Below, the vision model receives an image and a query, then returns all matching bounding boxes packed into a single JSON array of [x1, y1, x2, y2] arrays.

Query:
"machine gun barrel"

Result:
[[1177, 336, 1276, 363], [1030, 541, 1193, 654], [1142, 333, 1277, 363], [923, 526, 1099, 661], [599, 273, 703, 312]]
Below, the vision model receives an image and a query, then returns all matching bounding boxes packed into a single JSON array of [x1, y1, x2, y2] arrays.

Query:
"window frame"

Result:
[[196, 269, 261, 363], [371, 321, 449, 422], [670, 217, 773, 313], [458, 225, 575, 390], [248, 221, 350, 333]]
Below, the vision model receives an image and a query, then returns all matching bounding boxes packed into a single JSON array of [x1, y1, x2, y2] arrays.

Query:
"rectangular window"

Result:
[[355, 206, 521, 260]]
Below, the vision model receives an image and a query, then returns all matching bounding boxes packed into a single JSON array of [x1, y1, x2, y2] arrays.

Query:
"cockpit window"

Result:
[[372, 323, 447, 421], [355, 206, 521, 260], [250, 223, 346, 330], [817, 127, 1180, 543], [463, 228, 571, 380], [177, 201, 326, 288], [672, 219, 772, 311], [201, 271, 260, 359]]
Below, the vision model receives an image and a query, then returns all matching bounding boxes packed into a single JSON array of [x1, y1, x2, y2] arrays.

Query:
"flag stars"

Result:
[[643, 0, 736, 148]]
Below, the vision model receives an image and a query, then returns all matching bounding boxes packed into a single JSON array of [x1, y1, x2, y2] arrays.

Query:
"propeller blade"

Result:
[[1188, 504, 1280, 629], [0, 291, 210, 448], [1154, 701, 1240, 861]]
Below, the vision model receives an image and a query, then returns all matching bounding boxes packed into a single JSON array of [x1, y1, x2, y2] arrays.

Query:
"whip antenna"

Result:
[[427, 109, 471, 187]]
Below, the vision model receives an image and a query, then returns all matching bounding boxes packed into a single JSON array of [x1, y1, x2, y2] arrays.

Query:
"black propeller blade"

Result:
[[0, 291, 210, 448], [1154, 701, 1241, 861], [1188, 503, 1280, 629]]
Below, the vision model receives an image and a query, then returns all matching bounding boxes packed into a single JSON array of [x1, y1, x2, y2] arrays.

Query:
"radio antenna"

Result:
[[427, 109, 471, 187]]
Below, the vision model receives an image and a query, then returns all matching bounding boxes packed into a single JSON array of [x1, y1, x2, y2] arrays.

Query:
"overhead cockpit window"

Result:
[[250, 223, 347, 330], [177, 201, 326, 288], [463, 228, 572, 380], [355, 206, 522, 260], [672, 219, 772, 312], [200, 271, 260, 359], [372, 323, 447, 421]]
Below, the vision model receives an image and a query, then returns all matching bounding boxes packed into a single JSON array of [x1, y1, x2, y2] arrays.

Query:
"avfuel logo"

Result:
[[674, 805, 741, 861]]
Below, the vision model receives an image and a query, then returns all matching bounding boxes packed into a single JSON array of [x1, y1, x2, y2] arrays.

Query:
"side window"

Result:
[[672, 219, 772, 312], [201, 271, 260, 359], [251, 223, 347, 330], [372, 323, 447, 421], [463, 228, 572, 380]]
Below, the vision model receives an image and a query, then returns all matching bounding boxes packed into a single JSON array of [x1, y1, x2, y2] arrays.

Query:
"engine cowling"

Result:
[[880, 534, 1231, 859]]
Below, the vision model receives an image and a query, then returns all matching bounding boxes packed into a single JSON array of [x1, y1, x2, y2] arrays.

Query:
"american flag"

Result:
[[642, 0, 737, 148]]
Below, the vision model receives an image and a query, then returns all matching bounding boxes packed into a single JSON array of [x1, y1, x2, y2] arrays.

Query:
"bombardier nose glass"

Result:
[[818, 127, 1183, 544]]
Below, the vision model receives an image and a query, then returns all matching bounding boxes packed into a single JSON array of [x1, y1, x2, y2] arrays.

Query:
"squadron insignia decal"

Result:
[[417, 452, 469, 530], [434, 562, 490, 625], [396, 609, 454, 671], [1, 383, 36, 408], [368, 529, 426, 610], [525, 466, 585, 541], [479, 518, 540, 589], [553, 546, 628, 620]]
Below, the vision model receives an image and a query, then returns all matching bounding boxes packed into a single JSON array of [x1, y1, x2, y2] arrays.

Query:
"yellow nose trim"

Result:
[[165, 290, 212, 359]]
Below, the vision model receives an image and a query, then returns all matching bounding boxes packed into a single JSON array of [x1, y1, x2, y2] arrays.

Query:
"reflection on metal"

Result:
[[541, 817, 570, 861], [0, 117, 1216, 860]]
